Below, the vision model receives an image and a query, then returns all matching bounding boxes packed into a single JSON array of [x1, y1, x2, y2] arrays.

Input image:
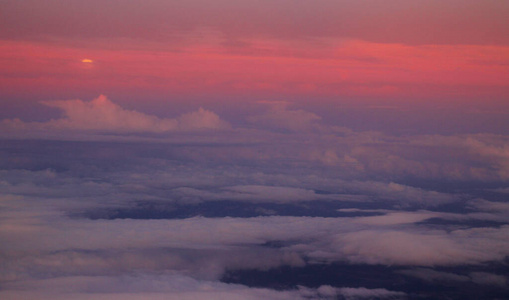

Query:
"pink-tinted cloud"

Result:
[[248, 101, 321, 131], [1, 95, 230, 133], [41, 95, 178, 132], [178, 107, 231, 131]]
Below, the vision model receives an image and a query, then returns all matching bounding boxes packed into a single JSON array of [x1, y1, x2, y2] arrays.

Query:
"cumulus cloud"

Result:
[[248, 101, 321, 131], [1, 95, 230, 134], [177, 107, 231, 130], [41, 95, 178, 132]]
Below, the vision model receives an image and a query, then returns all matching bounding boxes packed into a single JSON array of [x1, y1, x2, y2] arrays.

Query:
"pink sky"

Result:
[[1, 0, 508, 118]]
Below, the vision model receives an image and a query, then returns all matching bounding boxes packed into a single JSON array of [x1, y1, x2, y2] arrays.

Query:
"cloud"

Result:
[[492, 187, 509, 194], [2, 206, 509, 269], [468, 199, 509, 214], [299, 285, 406, 300], [334, 287, 406, 300], [469, 272, 508, 288], [2, 100, 509, 182], [248, 101, 321, 131], [167, 181, 457, 207], [224, 185, 321, 202], [1, 171, 508, 300], [324, 225, 509, 266], [351, 211, 442, 225], [0, 274, 408, 300], [1, 112, 509, 299], [177, 107, 231, 131], [399, 268, 508, 288], [0, 273, 306, 300], [397, 268, 470, 283], [41, 95, 178, 132], [172, 185, 341, 203], [1, 95, 230, 134], [344, 181, 457, 207]]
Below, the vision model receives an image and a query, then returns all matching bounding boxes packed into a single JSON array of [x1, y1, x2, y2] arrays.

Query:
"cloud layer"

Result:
[[1, 95, 508, 299]]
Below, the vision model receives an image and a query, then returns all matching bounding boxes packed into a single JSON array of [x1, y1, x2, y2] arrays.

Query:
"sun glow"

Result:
[[81, 59, 93, 63]]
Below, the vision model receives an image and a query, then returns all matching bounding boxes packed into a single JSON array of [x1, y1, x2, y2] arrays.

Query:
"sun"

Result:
[[81, 59, 93, 63]]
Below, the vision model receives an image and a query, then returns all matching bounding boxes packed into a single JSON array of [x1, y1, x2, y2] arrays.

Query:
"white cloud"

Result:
[[1, 95, 229, 134]]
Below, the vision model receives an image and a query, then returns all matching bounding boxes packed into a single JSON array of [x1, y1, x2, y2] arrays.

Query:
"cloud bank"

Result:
[[1, 95, 230, 133], [1, 95, 508, 299]]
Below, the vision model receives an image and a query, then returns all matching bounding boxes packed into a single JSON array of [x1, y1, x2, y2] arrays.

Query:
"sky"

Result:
[[1, 1, 509, 131], [1, 1, 509, 300]]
